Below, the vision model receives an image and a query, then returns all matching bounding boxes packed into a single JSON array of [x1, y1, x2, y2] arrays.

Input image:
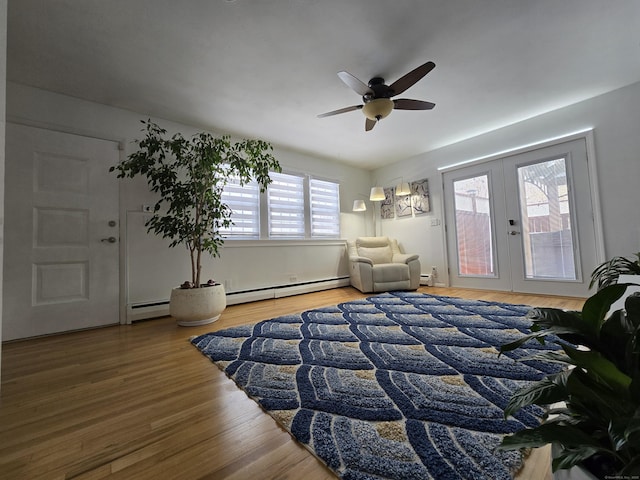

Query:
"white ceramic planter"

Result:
[[553, 465, 598, 480], [169, 283, 226, 326]]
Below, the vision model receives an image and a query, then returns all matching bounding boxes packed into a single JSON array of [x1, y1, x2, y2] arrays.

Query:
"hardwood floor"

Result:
[[0, 287, 584, 479]]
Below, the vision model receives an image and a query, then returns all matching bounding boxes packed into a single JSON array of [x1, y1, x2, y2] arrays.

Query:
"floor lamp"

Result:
[[369, 187, 385, 236], [368, 179, 411, 236], [352, 197, 372, 236]]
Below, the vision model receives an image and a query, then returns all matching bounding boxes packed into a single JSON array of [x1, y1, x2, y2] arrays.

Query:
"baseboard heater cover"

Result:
[[127, 277, 351, 322], [420, 274, 433, 286]]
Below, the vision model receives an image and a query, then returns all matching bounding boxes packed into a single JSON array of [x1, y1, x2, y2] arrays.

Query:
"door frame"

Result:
[[439, 129, 604, 294], [5, 119, 128, 328]]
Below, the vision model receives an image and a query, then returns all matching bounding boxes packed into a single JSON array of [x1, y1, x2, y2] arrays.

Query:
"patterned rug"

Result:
[[191, 292, 560, 480]]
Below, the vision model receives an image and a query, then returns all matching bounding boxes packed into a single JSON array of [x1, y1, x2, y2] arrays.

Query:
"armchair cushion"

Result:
[[357, 245, 392, 264], [373, 263, 410, 283]]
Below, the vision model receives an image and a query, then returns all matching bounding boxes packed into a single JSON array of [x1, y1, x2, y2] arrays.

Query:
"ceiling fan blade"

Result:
[[337, 71, 373, 96], [365, 118, 377, 131], [393, 98, 436, 110], [317, 105, 363, 118], [389, 61, 436, 96]]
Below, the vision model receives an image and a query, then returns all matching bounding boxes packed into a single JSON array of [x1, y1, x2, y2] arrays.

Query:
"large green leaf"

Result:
[[518, 350, 573, 365], [609, 417, 640, 453], [562, 344, 632, 392], [499, 423, 603, 451], [552, 446, 601, 472], [625, 292, 640, 329], [499, 326, 581, 354], [600, 308, 637, 372], [581, 284, 628, 332], [504, 372, 569, 417], [566, 368, 631, 420], [527, 308, 599, 346], [590, 254, 640, 290]]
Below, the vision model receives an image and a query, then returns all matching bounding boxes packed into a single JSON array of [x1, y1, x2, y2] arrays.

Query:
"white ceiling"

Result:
[[7, 0, 640, 169]]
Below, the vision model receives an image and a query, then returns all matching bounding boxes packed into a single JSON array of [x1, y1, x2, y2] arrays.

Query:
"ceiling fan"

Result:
[[317, 61, 436, 131]]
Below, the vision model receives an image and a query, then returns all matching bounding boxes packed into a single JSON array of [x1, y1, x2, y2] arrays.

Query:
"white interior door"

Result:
[[444, 138, 599, 297], [3, 124, 120, 340]]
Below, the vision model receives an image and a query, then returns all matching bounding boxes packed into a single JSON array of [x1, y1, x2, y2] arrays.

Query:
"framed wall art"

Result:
[[380, 187, 395, 219], [410, 178, 430, 215], [395, 192, 412, 217]]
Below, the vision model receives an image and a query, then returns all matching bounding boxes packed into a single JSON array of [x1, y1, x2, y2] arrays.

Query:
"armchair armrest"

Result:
[[349, 255, 374, 265], [392, 253, 419, 264]]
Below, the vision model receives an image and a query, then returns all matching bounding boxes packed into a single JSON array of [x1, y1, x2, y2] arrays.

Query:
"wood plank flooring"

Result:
[[0, 286, 584, 479]]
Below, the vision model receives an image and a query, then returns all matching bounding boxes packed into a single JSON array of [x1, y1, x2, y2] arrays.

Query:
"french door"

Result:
[[443, 138, 599, 297]]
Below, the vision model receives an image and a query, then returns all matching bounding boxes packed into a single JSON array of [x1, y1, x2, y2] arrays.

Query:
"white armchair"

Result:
[[347, 236, 421, 293]]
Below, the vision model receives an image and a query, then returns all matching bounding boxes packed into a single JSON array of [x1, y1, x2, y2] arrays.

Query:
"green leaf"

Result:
[[517, 350, 573, 365], [565, 368, 631, 420], [527, 308, 598, 346], [552, 447, 601, 472], [498, 423, 603, 451], [581, 284, 628, 331], [499, 326, 581, 354], [610, 418, 632, 451], [562, 344, 632, 392], [504, 371, 569, 417], [590, 254, 640, 290]]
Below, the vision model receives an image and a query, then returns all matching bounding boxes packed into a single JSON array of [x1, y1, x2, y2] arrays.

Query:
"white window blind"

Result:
[[220, 175, 260, 239], [310, 178, 340, 238], [268, 172, 305, 238]]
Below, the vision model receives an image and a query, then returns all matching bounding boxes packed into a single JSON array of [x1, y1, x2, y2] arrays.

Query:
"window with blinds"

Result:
[[310, 178, 340, 238], [220, 176, 260, 238], [268, 172, 305, 238]]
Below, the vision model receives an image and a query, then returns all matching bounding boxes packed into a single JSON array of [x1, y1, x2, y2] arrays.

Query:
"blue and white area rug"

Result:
[[191, 292, 559, 480]]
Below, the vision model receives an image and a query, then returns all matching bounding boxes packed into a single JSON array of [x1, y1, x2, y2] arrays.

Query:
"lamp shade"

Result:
[[362, 98, 394, 121], [352, 199, 367, 212], [369, 186, 385, 201], [395, 181, 411, 196]]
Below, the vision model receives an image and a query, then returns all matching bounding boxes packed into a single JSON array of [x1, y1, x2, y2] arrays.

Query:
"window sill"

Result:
[[221, 238, 347, 248]]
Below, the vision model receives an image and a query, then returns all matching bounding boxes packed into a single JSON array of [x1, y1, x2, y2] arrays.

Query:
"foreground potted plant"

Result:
[[111, 120, 281, 326], [498, 284, 640, 478], [589, 252, 640, 290]]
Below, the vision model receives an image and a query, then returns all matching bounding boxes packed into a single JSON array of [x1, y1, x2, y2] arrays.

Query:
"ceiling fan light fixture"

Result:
[[362, 98, 394, 121]]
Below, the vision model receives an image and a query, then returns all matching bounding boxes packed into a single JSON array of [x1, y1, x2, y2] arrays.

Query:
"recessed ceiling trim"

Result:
[[437, 128, 594, 172]]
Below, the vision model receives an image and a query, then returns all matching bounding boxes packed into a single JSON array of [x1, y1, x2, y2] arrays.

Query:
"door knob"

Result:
[[101, 236, 117, 243], [508, 231, 521, 235]]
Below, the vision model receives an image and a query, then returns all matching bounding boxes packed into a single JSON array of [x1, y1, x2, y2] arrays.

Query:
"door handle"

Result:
[[101, 236, 117, 243], [508, 231, 521, 235]]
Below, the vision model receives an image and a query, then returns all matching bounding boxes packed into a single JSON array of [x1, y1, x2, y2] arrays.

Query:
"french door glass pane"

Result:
[[517, 158, 576, 280], [453, 175, 495, 276]]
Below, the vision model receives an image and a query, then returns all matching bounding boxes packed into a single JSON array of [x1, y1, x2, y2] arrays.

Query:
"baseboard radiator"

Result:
[[127, 277, 351, 322]]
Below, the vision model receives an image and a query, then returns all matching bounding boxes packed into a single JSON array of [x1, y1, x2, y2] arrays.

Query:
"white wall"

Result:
[[7, 79, 639, 319], [374, 81, 640, 286], [6, 83, 372, 317]]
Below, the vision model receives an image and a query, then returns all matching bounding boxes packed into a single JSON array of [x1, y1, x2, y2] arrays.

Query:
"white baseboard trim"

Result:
[[127, 277, 351, 322]]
